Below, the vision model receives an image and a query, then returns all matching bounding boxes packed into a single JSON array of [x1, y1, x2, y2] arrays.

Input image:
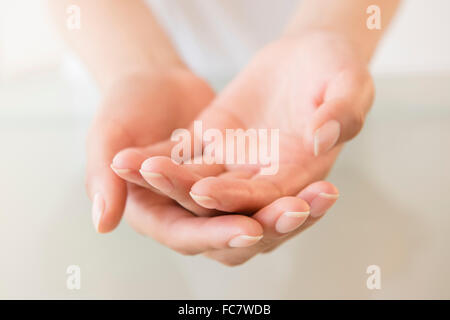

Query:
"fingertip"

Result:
[[140, 156, 172, 172], [304, 122, 317, 156], [112, 148, 146, 170], [274, 196, 311, 213], [191, 176, 281, 213], [110, 163, 132, 176], [210, 215, 264, 248], [312, 119, 341, 157], [190, 177, 243, 212], [88, 168, 128, 233], [91, 192, 105, 233], [296, 181, 338, 200], [160, 212, 264, 253], [318, 192, 340, 200], [275, 211, 310, 234], [252, 196, 310, 236], [297, 181, 339, 218], [189, 192, 218, 210], [190, 176, 218, 193], [228, 235, 263, 248]]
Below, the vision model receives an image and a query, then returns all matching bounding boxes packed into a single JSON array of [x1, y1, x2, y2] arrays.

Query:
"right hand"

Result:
[[86, 69, 215, 232]]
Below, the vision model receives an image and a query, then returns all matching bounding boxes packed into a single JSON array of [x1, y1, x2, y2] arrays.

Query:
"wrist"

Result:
[[98, 67, 212, 116], [95, 42, 188, 93], [100, 64, 190, 95]]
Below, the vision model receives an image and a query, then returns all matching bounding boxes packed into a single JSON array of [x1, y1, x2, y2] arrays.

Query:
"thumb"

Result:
[[86, 116, 131, 233], [306, 70, 374, 156]]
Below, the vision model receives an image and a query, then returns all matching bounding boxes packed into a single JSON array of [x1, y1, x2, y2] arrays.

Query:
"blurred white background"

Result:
[[1, 1, 450, 299], [0, 0, 63, 79], [2, 0, 450, 80]]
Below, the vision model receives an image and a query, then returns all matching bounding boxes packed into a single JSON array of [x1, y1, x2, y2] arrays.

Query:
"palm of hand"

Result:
[[177, 35, 371, 214]]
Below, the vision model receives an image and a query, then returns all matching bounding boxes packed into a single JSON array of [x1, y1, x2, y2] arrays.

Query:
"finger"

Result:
[[139, 156, 222, 216], [111, 141, 174, 188], [203, 181, 339, 265], [250, 181, 337, 238], [252, 196, 310, 238], [296, 181, 339, 218], [190, 175, 281, 213], [110, 110, 230, 188], [86, 119, 131, 233], [217, 170, 255, 179], [261, 181, 339, 253], [306, 69, 374, 156], [189, 161, 330, 213], [124, 187, 264, 255], [111, 142, 224, 189]]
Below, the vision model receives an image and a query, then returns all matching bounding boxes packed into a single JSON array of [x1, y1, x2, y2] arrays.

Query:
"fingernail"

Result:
[[110, 164, 131, 175], [313, 120, 341, 156], [140, 170, 173, 192], [189, 192, 218, 209], [228, 235, 263, 248], [310, 193, 340, 218], [275, 211, 310, 233], [319, 192, 340, 199], [92, 193, 105, 232]]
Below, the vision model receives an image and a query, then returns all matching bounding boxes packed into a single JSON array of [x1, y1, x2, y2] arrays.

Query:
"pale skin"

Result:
[[49, 0, 400, 265]]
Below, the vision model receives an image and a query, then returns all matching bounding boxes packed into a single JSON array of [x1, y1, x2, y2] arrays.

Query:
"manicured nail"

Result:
[[140, 170, 173, 192], [275, 211, 310, 233], [189, 192, 218, 209], [310, 193, 340, 218], [92, 193, 105, 232], [110, 164, 132, 175], [313, 120, 341, 156], [228, 235, 263, 248], [319, 192, 340, 199]]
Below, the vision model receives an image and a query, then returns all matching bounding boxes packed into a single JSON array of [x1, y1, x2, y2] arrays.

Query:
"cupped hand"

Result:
[[115, 31, 373, 216], [86, 69, 215, 232], [86, 67, 341, 266]]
